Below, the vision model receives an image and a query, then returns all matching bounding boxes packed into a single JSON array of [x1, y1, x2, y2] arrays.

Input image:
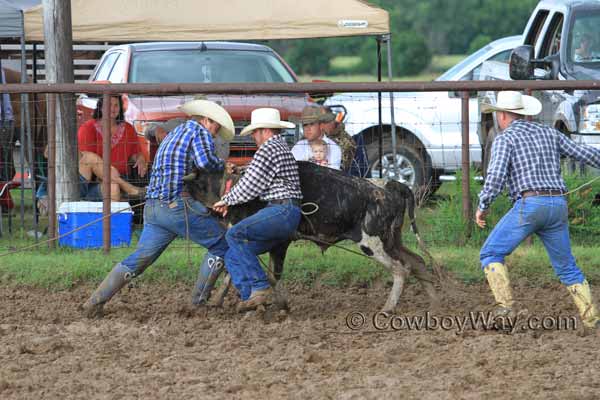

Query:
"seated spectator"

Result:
[[291, 106, 341, 170], [36, 147, 144, 216], [309, 139, 329, 167], [77, 95, 147, 182]]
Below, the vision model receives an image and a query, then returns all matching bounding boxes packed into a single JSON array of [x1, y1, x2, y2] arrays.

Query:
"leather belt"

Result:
[[269, 198, 301, 206], [521, 189, 565, 198]]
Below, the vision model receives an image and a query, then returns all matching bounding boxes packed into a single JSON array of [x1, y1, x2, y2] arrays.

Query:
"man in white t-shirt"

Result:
[[291, 106, 341, 170]]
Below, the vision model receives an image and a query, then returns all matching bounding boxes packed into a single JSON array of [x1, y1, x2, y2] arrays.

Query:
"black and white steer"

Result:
[[185, 161, 439, 312]]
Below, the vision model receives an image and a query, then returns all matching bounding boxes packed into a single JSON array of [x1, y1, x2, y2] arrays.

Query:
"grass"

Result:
[[2, 156, 600, 290], [2, 234, 600, 290]]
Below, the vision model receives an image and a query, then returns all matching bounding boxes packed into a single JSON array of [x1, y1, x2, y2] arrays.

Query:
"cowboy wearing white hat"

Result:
[[477, 90, 600, 334], [82, 99, 234, 318], [291, 105, 342, 170], [213, 108, 303, 312]]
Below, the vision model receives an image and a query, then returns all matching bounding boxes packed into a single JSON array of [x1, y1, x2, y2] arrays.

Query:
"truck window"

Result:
[[129, 49, 296, 84], [539, 13, 564, 58], [108, 53, 127, 83], [93, 52, 119, 81], [525, 9, 549, 46], [569, 11, 600, 63]]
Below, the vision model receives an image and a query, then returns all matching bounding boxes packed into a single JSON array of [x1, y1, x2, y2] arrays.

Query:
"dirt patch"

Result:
[[0, 282, 598, 399]]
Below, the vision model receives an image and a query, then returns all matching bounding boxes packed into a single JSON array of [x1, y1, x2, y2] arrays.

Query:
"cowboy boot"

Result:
[[567, 280, 600, 333], [236, 287, 273, 313], [81, 263, 133, 319], [484, 262, 515, 329], [191, 253, 225, 305]]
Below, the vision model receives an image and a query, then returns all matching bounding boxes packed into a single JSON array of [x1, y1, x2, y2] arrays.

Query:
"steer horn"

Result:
[[183, 171, 198, 182]]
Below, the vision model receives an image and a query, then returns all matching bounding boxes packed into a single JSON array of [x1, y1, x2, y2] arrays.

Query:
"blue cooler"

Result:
[[58, 202, 133, 249]]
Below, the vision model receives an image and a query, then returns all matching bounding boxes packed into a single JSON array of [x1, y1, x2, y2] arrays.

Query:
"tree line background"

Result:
[[267, 0, 539, 77]]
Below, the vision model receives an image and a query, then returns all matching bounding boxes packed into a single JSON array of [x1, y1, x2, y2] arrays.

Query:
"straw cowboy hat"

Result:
[[240, 108, 295, 136], [481, 91, 542, 116], [318, 106, 337, 123], [290, 105, 327, 125], [178, 99, 235, 141]]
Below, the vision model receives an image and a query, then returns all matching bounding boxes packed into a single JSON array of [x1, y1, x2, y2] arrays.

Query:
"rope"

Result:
[[0, 201, 146, 257], [300, 202, 319, 216], [564, 175, 600, 196]]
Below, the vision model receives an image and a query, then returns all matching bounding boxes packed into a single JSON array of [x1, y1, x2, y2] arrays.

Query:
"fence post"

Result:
[[102, 94, 111, 254], [461, 91, 472, 237], [47, 93, 56, 248]]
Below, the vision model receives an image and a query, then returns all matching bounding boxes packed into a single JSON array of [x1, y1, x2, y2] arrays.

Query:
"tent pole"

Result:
[[376, 36, 383, 179], [19, 28, 27, 235], [384, 34, 398, 182]]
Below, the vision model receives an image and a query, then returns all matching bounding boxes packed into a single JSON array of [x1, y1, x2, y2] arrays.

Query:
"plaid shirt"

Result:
[[479, 119, 600, 211], [147, 120, 224, 203], [223, 135, 302, 205]]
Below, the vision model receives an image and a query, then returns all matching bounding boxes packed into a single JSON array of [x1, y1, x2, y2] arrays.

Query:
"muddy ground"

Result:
[[1, 281, 599, 400]]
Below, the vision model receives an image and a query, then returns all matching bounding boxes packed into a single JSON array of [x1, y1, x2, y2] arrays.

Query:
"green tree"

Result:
[[284, 39, 333, 75], [355, 31, 431, 77]]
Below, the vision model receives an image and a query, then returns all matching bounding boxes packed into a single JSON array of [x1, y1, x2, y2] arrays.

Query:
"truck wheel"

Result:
[[366, 141, 432, 193]]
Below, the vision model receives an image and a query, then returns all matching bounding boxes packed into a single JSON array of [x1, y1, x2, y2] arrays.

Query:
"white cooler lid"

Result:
[[58, 201, 133, 214]]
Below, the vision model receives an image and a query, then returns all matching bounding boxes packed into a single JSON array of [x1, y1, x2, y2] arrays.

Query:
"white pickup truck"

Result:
[[325, 36, 520, 192], [479, 0, 600, 173]]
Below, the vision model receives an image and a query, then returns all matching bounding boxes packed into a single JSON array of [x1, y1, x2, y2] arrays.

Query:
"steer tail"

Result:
[[388, 181, 449, 284]]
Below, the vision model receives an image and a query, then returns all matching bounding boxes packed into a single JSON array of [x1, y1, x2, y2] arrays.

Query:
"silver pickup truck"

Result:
[[479, 0, 600, 173], [325, 36, 520, 192]]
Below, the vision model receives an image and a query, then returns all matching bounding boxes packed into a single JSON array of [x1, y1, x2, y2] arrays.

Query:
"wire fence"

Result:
[[1, 81, 600, 254]]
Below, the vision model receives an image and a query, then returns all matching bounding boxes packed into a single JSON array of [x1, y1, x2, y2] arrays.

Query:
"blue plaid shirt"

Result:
[[479, 119, 600, 211], [146, 120, 224, 203]]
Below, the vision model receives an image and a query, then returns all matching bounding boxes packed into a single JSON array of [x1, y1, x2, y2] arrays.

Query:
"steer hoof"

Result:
[[80, 302, 105, 319], [380, 307, 395, 315]]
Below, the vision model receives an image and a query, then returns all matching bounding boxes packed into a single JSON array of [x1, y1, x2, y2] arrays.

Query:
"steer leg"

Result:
[[269, 241, 291, 281], [268, 241, 291, 311], [358, 231, 409, 313], [399, 245, 440, 309], [383, 262, 410, 314]]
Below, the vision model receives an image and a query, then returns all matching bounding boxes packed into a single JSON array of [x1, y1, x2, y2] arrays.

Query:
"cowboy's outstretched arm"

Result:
[[477, 136, 512, 221]]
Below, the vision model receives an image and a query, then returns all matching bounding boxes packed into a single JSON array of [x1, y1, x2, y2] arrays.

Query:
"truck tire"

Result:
[[366, 141, 433, 194]]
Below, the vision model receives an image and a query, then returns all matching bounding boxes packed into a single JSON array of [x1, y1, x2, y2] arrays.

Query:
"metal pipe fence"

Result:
[[0, 80, 599, 253]]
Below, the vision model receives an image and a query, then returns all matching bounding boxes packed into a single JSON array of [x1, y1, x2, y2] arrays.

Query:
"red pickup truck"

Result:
[[77, 41, 313, 165]]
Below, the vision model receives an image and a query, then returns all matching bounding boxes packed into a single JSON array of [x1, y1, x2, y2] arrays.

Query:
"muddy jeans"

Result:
[[480, 195, 584, 286], [120, 198, 228, 276], [224, 202, 301, 300]]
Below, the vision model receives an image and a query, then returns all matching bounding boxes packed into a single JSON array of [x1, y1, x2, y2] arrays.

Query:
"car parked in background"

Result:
[[77, 41, 312, 165], [325, 35, 521, 191]]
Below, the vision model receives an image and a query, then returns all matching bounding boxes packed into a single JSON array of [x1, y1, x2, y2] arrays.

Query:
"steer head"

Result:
[[183, 167, 245, 206], [184, 167, 267, 224], [183, 167, 227, 206]]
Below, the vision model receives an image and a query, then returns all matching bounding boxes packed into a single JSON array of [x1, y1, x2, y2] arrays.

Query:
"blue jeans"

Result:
[[480, 196, 584, 286], [120, 198, 228, 276], [225, 202, 301, 300], [36, 175, 102, 201]]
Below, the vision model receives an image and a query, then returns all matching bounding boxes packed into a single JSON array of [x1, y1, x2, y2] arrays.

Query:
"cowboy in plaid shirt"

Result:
[[477, 91, 600, 333], [82, 100, 234, 317], [213, 108, 302, 312]]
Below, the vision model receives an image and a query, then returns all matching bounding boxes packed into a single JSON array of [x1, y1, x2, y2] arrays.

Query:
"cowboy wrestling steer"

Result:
[[186, 161, 438, 312]]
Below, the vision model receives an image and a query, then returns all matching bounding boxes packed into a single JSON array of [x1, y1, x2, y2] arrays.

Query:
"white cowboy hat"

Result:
[[481, 91, 542, 116], [178, 99, 235, 142], [240, 108, 295, 136]]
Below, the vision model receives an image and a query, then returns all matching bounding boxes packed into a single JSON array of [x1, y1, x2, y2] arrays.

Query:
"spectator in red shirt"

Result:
[[78, 96, 148, 179]]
